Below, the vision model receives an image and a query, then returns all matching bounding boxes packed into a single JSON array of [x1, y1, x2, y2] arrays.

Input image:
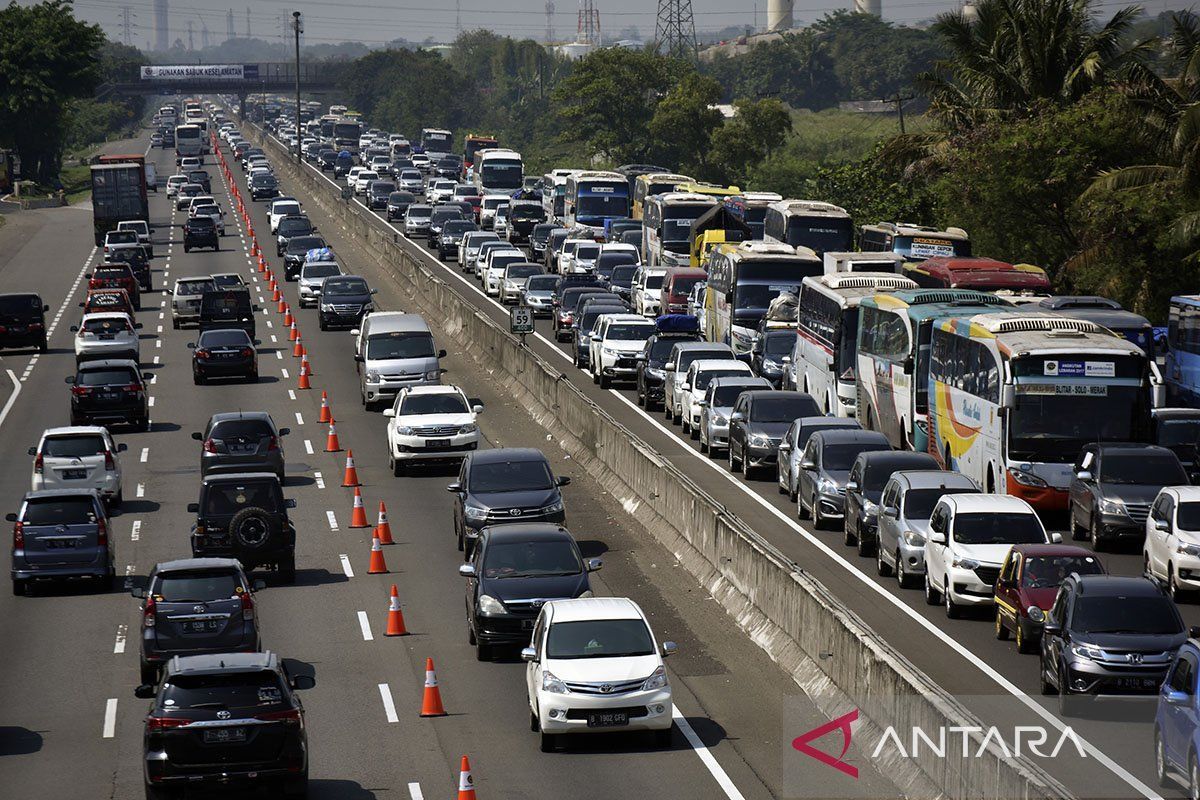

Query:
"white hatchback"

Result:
[[72, 312, 141, 363], [524, 597, 675, 752], [30, 426, 126, 504]]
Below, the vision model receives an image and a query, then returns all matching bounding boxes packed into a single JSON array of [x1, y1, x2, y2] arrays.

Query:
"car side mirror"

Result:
[[134, 323, 143, 329], [291, 675, 316, 690], [928, 531, 947, 545], [882, 504, 898, 518], [78, 302, 84, 308], [556, 476, 571, 487], [191, 432, 203, 440], [285, 498, 297, 509], [186, 342, 196, 349], [64, 376, 76, 384], [731, 411, 745, 422], [382, 408, 397, 418], [354, 354, 364, 362], [438, 349, 447, 359], [1042, 621, 1061, 636], [130, 586, 146, 599], [458, 564, 476, 578], [4, 513, 15, 522], [521, 647, 538, 663], [1156, 519, 1170, 532], [186, 503, 199, 513], [1075, 470, 1093, 481], [84, 273, 92, 279], [447, 483, 463, 493], [587, 557, 603, 572], [278, 428, 290, 437], [117, 443, 128, 452], [69, 326, 78, 332], [350, 329, 361, 336], [134, 684, 157, 699], [661, 641, 678, 657], [1050, 532, 1063, 544], [800, 459, 816, 470], [43, 304, 50, 312], [472, 405, 484, 414], [1166, 689, 1190, 706], [846, 480, 859, 493]]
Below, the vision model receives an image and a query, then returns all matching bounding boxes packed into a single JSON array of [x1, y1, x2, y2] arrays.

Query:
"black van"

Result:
[[0, 293, 50, 352], [199, 289, 258, 336]]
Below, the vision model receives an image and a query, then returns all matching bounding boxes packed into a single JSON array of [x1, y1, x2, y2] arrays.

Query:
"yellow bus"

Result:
[[632, 172, 692, 220], [675, 181, 741, 201]]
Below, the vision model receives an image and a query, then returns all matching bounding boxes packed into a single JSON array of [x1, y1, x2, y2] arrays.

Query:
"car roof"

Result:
[[77, 358, 139, 370], [856, 451, 938, 467], [742, 389, 805, 401], [690, 358, 752, 371], [200, 471, 281, 484], [1094, 443, 1178, 457], [470, 447, 548, 465], [1071, 574, 1162, 596], [208, 411, 273, 424], [673, 342, 729, 352], [80, 312, 133, 322], [890, 470, 978, 490], [942, 493, 1035, 513], [364, 312, 429, 334], [23, 487, 102, 500], [403, 384, 463, 397], [40, 425, 110, 438], [480, 523, 574, 543], [795, 415, 858, 430], [813, 428, 890, 446], [708, 376, 771, 390], [1166, 486, 1200, 501], [166, 650, 279, 676], [547, 597, 642, 623], [154, 557, 243, 574]]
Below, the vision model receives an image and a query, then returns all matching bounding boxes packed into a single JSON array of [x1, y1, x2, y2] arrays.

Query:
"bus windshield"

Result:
[[661, 206, 711, 247], [482, 161, 523, 189], [783, 217, 854, 254], [577, 191, 629, 220], [333, 123, 361, 141], [1008, 386, 1149, 463]]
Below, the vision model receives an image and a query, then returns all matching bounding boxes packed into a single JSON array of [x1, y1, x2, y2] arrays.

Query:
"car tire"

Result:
[[278, 555, 296, 585], [530, 710, 539, 733], [172, 319, 180, 330], [1039, 663, 1056, 695], [140, 659, 158, 686], [136, 417, 150, 432], [728, 444, 740, 474], [193, 372, 205, 385], [319, 317, 328, 331], [994, 608, 1010, 640], [924, 572, 940, 605], [876, 545, 892, 577], [1154, 730, 1172, 788], [39, 336, 48, 353], [456, 527, 464, 552], [281, 774, 308, 799], [475, 642, 491, 662], [844, 517, 857, 547], [183, 246, 190, 253], [944, 581, 961, 619], [11, 579, 27, 596], [540, 732, 558, 753], [144, 782, 176, 800], [812, 496, 827, 530], [1016, 622, 1037, 654], [1170, 565, 1191, 603], [1069, 510, 1087, 541], [797, 491, 810, 520], [1090, 515, 1106, 552], [112, 490, 123, 509], [896, 552, 914, 588], [1058, 683, 1076, 716], [857, 531, 872, 558], [788, 477, 798, 503]]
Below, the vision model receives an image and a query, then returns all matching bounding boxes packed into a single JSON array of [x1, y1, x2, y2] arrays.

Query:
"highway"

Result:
[[260, 122, 1200, 799], [0, 126, 910, 800]]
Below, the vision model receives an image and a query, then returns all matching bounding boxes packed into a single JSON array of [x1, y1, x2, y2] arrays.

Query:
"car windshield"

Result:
[[750, 396, 820, 423], [203, 482, 279, 515], [1158, 419, 1200, 449], [527, 276, 558, 291], [188, 217, 215, 228], [42, 434, 106, 458], [22, 497, 97, 524], [643, 275, 665, 290], [82, 317, 131, 333], [1100, 453, 1187, 485], [160, 672, 288, 713], [546, 619, 655, 659], [287, 237, 325, 254], [211, 276, 243, 289], [199, 330, 251, 347], [1071, 595, 1182, 635], [764, 333, 794, 356], [694, 368, 745, 391], [902, 488, 975, 520], [482, 540, 582, 579], [303, 264, 341, 279], [671, 276, 703, 296], [194, 205, 219, 216], [77, 368, 136, 386], [470, 460, 554, 492], [711, 384, 755, 406], [178, 280, 215, 296], [611, 266, 638, 285], [155, 570, 241, 602], [366, 332, 435, 360], [1021, 555, 1104, 588], [210, 420, 273, 441], [323, 279, 368, 296], [409, 208, 432, 221], [399, 393, 468, 415], [822, 442, 885, 471], [507, 265, 541, 279], [953, 512, 1045, 545], [278, 218, 312, 235], [606, 324, 653, 341], [575, 245, 600, 261]]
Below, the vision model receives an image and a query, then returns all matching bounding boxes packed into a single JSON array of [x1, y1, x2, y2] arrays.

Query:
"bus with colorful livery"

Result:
[[564, 171, 630, 236]]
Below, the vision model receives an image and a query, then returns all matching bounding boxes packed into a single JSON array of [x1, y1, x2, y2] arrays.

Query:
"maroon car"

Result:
[[87, 266, 141, 310], [993, 543, 1106, 653]]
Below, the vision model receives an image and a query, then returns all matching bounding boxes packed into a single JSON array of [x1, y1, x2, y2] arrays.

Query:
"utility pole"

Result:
[[654, 0, 697, 60], [293, 11, 303, 164], [186, 19, 193, 50], [245, 7, 251, 37], [455, 0, 462, 37], [227, 8, 235, 41], [890, 93, 913, 134]]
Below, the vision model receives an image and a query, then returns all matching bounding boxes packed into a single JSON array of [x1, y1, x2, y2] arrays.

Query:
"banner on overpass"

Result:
[[140, 64, 258, 80]]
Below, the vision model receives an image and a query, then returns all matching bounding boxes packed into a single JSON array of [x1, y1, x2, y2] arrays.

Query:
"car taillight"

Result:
[[29, 322, 43, 331], [240, 591, 255, 621], [124, 383, 143, 396], [13, 521, 24, 549], [195, 348, 211, 360], [266, 436, 279, 452], [96, 518, 108, 546], [33, 453, 43, 474], [145, 715, 192, 731], [71, 385, 93, 396], [104, 450, 115, 471], [257, 708, 301, 725], [239, 347, 253, 358], [202, 438, 218, 454], [143, 593, 156, 627]]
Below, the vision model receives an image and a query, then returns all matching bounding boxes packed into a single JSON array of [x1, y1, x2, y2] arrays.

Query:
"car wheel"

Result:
[[11, 579, 27, 596], [137, 417, 150, 432], [699, 436, 708, 454], [1058, 680, 1076, 716], [876, 544, 892, 577], [740, 449, 750, 478], [1039, 662, 1056, 695], [140, 659, 158, 686], [1090, 514, 1106, 552], [728, 444, 740, 474], [183, 245, 190, 253], [924, 571, 940, 605], [788, 475, 798, 503], [1016, 621, 1037, 654], [193, 372, 205, 385], [1171, 565, 1191, 603], [530, 709, 539, 733], [475, 642, 491, 662], [844, 517, 857, 547], [281, 773, 308, 799], [944, 581, 961, 619], [390, 454, 403, 477], [994, 608, 1009, 640], [456, 527, 464, 552], [797, 490, 810, 520], [896, 552, 914, 588], [540, 732, 559, 753], [39, 336, 48, 353], [172, 319, 180, 330], [857, 530, 872, 558], [812, 495, 827, 530], [1154, 730, 1172, 788], [1070, 509, 1087, 541], [319, 317, 328, 331]]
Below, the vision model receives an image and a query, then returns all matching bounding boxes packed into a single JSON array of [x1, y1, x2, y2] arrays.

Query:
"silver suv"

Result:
[[9, 489, 114, 594]]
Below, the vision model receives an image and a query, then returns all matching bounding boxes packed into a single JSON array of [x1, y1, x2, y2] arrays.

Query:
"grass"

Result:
[[786, 107, 931, 165]]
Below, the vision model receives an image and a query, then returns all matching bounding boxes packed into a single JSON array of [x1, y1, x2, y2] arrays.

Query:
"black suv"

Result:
[[0, 293, 49, 352], [368, 179, 396, 210], [1040, 574, 1187, 714], [386, 191, 416, 221], [188, 472, 297, 582], [1069, 443, 1189, 550], [106, 245, 153, 292], [199, 289, 257, 336], [636, 324, 702, 410], [183, 216, 220, 252], [275, 215, 315, 257], [66, 358, 149, 430], [135, 651, 313, 798], [282, 235, 327, 280], [844, 450, 939, 555]]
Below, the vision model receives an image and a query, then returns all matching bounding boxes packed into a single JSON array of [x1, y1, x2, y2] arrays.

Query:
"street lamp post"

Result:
[[292, 11, 302, 164]]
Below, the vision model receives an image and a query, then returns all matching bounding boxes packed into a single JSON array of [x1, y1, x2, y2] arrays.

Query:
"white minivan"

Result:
[[29, 426, 126, 505], [353, 312, 446, 409]]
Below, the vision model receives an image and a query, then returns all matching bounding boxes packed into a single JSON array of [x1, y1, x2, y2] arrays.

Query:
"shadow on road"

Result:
[[0, 726, 43, 757]]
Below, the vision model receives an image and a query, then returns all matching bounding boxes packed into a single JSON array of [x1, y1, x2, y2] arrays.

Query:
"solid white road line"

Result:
[[139, 447, 149, 463], [102, 698, 118, 738], [357, 611, 373, 641], [378, 683, 398, 723], [326, 510, 338, 531], [113, 625, 127, 655], [408, 783, 425, 800], [0, 369, 22, 431], [339, 554, 354, 578], [673, 709, 746, 800]]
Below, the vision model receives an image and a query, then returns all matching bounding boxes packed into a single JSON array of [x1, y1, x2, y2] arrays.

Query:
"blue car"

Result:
[[1156, 636, 1200, 790]]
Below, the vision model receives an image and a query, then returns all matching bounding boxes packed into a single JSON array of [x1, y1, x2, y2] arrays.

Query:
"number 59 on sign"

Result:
[[510, 306, 534, 335]]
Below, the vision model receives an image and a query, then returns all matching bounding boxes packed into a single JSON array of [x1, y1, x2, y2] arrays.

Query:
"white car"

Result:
[[479, 195, 507, 229], [557, 239, 591, 275], [354, 170, 380, 195], [346, 166, 365, 188], [115, 220, 153, 258], [589, 314, 655, 389], [493, 205, 511, 239], [411, 152, 431, 171], [484, 249, 525, 296], [459, 232, 499, 272], [297, 260, 343, 308], [30, 426, 125, 504], [187, 195, 216, 215], [178, 156, 202, 172], [572, 242, 601, 273], [633, 267, 667, 316], [72, 312, 141, 363], [1145, 486, 1200, 597], [475, 241, 510, 281], [524, 597, 675, 752], [398, 169, 424, 193], [428, 179, 456, 204], [679, 358, 753, 434], [382, 385, 482, 474], [165, 174, 188, 197], [923, 494, 1059, 618], [269, 199, 303, 233], [601, 242, 640, 263], [191, 203, 226, 235], [370, 155, 392, 175]]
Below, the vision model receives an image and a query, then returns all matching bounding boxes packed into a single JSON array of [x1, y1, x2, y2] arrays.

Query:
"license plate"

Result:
[[1116, 677, 1158, 689], [62, 469, 87, 480], [587, 711, 629, 728], [203, 727, 246, 743], [45, 539, 78, 549], [426, 439, 451, 449], [186, 620, 220, 633]]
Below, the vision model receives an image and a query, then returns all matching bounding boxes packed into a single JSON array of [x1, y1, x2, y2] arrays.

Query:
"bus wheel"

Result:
[[986, 469, 996, 494]]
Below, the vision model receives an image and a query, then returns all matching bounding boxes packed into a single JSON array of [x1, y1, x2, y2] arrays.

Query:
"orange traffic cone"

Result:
[[292, 337, 304, 358], [248, 222, 255, 240], [282, 304, 293, 325], [349, 487, 370, 528], [367, 535, 388, 573], [374, 501, 394, 544], [258, 254, 267, 273], [341, 450, 361, 487], [250, 239, 258, 258], [324, 419, 341, 452], [300, 352, 314, 377], [288, 320, 299, 341], [318, 391, 331, 423], [384, 584, 408, 636], [272, 285, 281, 303], [456, 756, 476, 799], [420, 658, 447, 717], [297, 365, 311, 390]]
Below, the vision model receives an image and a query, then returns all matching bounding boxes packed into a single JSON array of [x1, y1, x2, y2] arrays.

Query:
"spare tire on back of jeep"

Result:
[[229, 506, 279, 551]]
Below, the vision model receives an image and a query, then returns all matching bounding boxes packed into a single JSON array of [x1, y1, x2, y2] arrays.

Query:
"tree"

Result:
[[0, 0, 105, 183], [647, 73, 723, 174], [709, 98, 792, 184]]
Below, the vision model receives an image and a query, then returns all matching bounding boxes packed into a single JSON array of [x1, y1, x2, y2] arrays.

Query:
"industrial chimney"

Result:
[[854, 0, 882, 15], [767, 0, 794, 31]]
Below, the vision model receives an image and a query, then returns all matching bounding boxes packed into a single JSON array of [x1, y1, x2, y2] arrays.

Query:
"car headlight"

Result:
[[394, 425, 413, 435], [424, 370, 440, 380], [817, 477, 838, 495], [1177, 541, 1200, 557], [459, 423, 477, 434], [952, 556, 980, 570], [748, 433, 770, 446], [366, 370, 380, 382], [641, 666, 668, 691], [477, 594, 506, 616], [1071, 643, 1106, 661], [902, 529, 925, 546], [542, 670, 568, 694], [711, 413, 727, 425], [1008, 468, 1048, 488], [1027, 605, 1046, 623], [464, 504, 488, 520], [601, 346, 620, 356], [543, 499, 564, 514], [1098, 497, 1127, 516]]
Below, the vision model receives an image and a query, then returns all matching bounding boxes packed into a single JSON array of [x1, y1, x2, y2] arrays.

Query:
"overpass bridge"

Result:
[[104, 62, 341, 99]]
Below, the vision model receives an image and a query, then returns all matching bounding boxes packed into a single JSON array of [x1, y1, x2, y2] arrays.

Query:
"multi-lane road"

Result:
[[0, 127, 914, 799]]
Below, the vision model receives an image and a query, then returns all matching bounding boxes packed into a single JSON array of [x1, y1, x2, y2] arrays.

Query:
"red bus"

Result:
[[902, 256, 1051, 293]]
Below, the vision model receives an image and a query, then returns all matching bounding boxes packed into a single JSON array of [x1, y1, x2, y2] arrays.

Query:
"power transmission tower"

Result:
[[456, 0, 462, 37], [545, 1, 555, 43], [245, 7, 251, 37], [654, 0, 696, 60], [200, 17, 209, 49], [227, 8, 235, 41], [118, 6, 136, 46], [577, 0, 600, 46], [186, 19, 193, 50]]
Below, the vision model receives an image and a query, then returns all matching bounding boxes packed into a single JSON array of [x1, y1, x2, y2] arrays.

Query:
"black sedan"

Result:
[[459, 523, 599, 660], [188, 328, 258, 384]]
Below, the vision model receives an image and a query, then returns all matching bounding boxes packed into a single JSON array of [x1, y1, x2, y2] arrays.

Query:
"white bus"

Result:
[[329, 104, 348, 117], [643, 192, 718, 268], [927, 313, 1163, 504], [174, 124, 204, 161], [789, 272, 917, 417], [762, 200, 854, 256], [420, 127, 453, 156], [542, 169, 575, 221], [473, 148, 524, 196], [704, 241, 821, 354], [564, 171, 629, 236]]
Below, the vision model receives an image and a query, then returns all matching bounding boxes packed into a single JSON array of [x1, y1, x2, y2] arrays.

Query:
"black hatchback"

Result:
[[459, 523, 600, 660], [844, 450, 940, 555], [0, 293, 49, 352], [67, 358, 149, 430], [183, 216, 220, 252], [189, 328, 258, 383], [135, 651, 314, 799]]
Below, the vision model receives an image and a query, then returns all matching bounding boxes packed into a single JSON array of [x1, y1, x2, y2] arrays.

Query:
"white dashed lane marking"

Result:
[[139, 447, 149, 463], [102, 699, 118, 738], [357, 611, 373, 641], [326, 510, 338, 531], [339, 554, 354, 578]]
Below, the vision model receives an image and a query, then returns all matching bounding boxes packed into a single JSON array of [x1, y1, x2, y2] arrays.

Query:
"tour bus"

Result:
[[1166, 295, 1200, 405], [859, 222, 971, 262], [763, 200, 854, 255], [724, 192, 782, 240], [345, 111, 363, 123], [675, 181, 741, 203], [1035, 296, 1155, 358], [332, 118, 364, 156], [705, 242, 823, 355], [564, 171, 630, 235], [643, 192, 718, 268], [329, 104, 347, 117], [789, 273, 918, 417], [473, 148, 524, 196], [542, 169, 574, 221], [855, 289, 1015, 452], [174, 123, 204, 162], [632, 172, 693, 220], [421, 127, 453, 156], [463, 134, 498, 168], [902, 256, 1051, 294], [928, 313, 1163, 505], [615, 164, 669, 197]]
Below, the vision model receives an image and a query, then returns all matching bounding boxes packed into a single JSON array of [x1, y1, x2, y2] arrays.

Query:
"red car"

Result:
[[80, 288, 136, 319], [993, 544, 1106, 653], [87, 266, 140, 310]]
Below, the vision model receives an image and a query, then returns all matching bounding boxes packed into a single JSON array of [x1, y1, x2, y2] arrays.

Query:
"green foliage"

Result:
[[647, 73, 724, 175], [709, 98, 792, 185], [66, 41, 149, 152], [338, 49, 479, 136]]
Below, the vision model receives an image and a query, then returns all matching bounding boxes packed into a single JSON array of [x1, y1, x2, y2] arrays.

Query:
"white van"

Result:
[[353, 313, 446, 409]]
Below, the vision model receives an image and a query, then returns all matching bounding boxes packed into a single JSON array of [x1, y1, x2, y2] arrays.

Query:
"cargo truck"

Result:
[[90, 161, 149, 246]]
